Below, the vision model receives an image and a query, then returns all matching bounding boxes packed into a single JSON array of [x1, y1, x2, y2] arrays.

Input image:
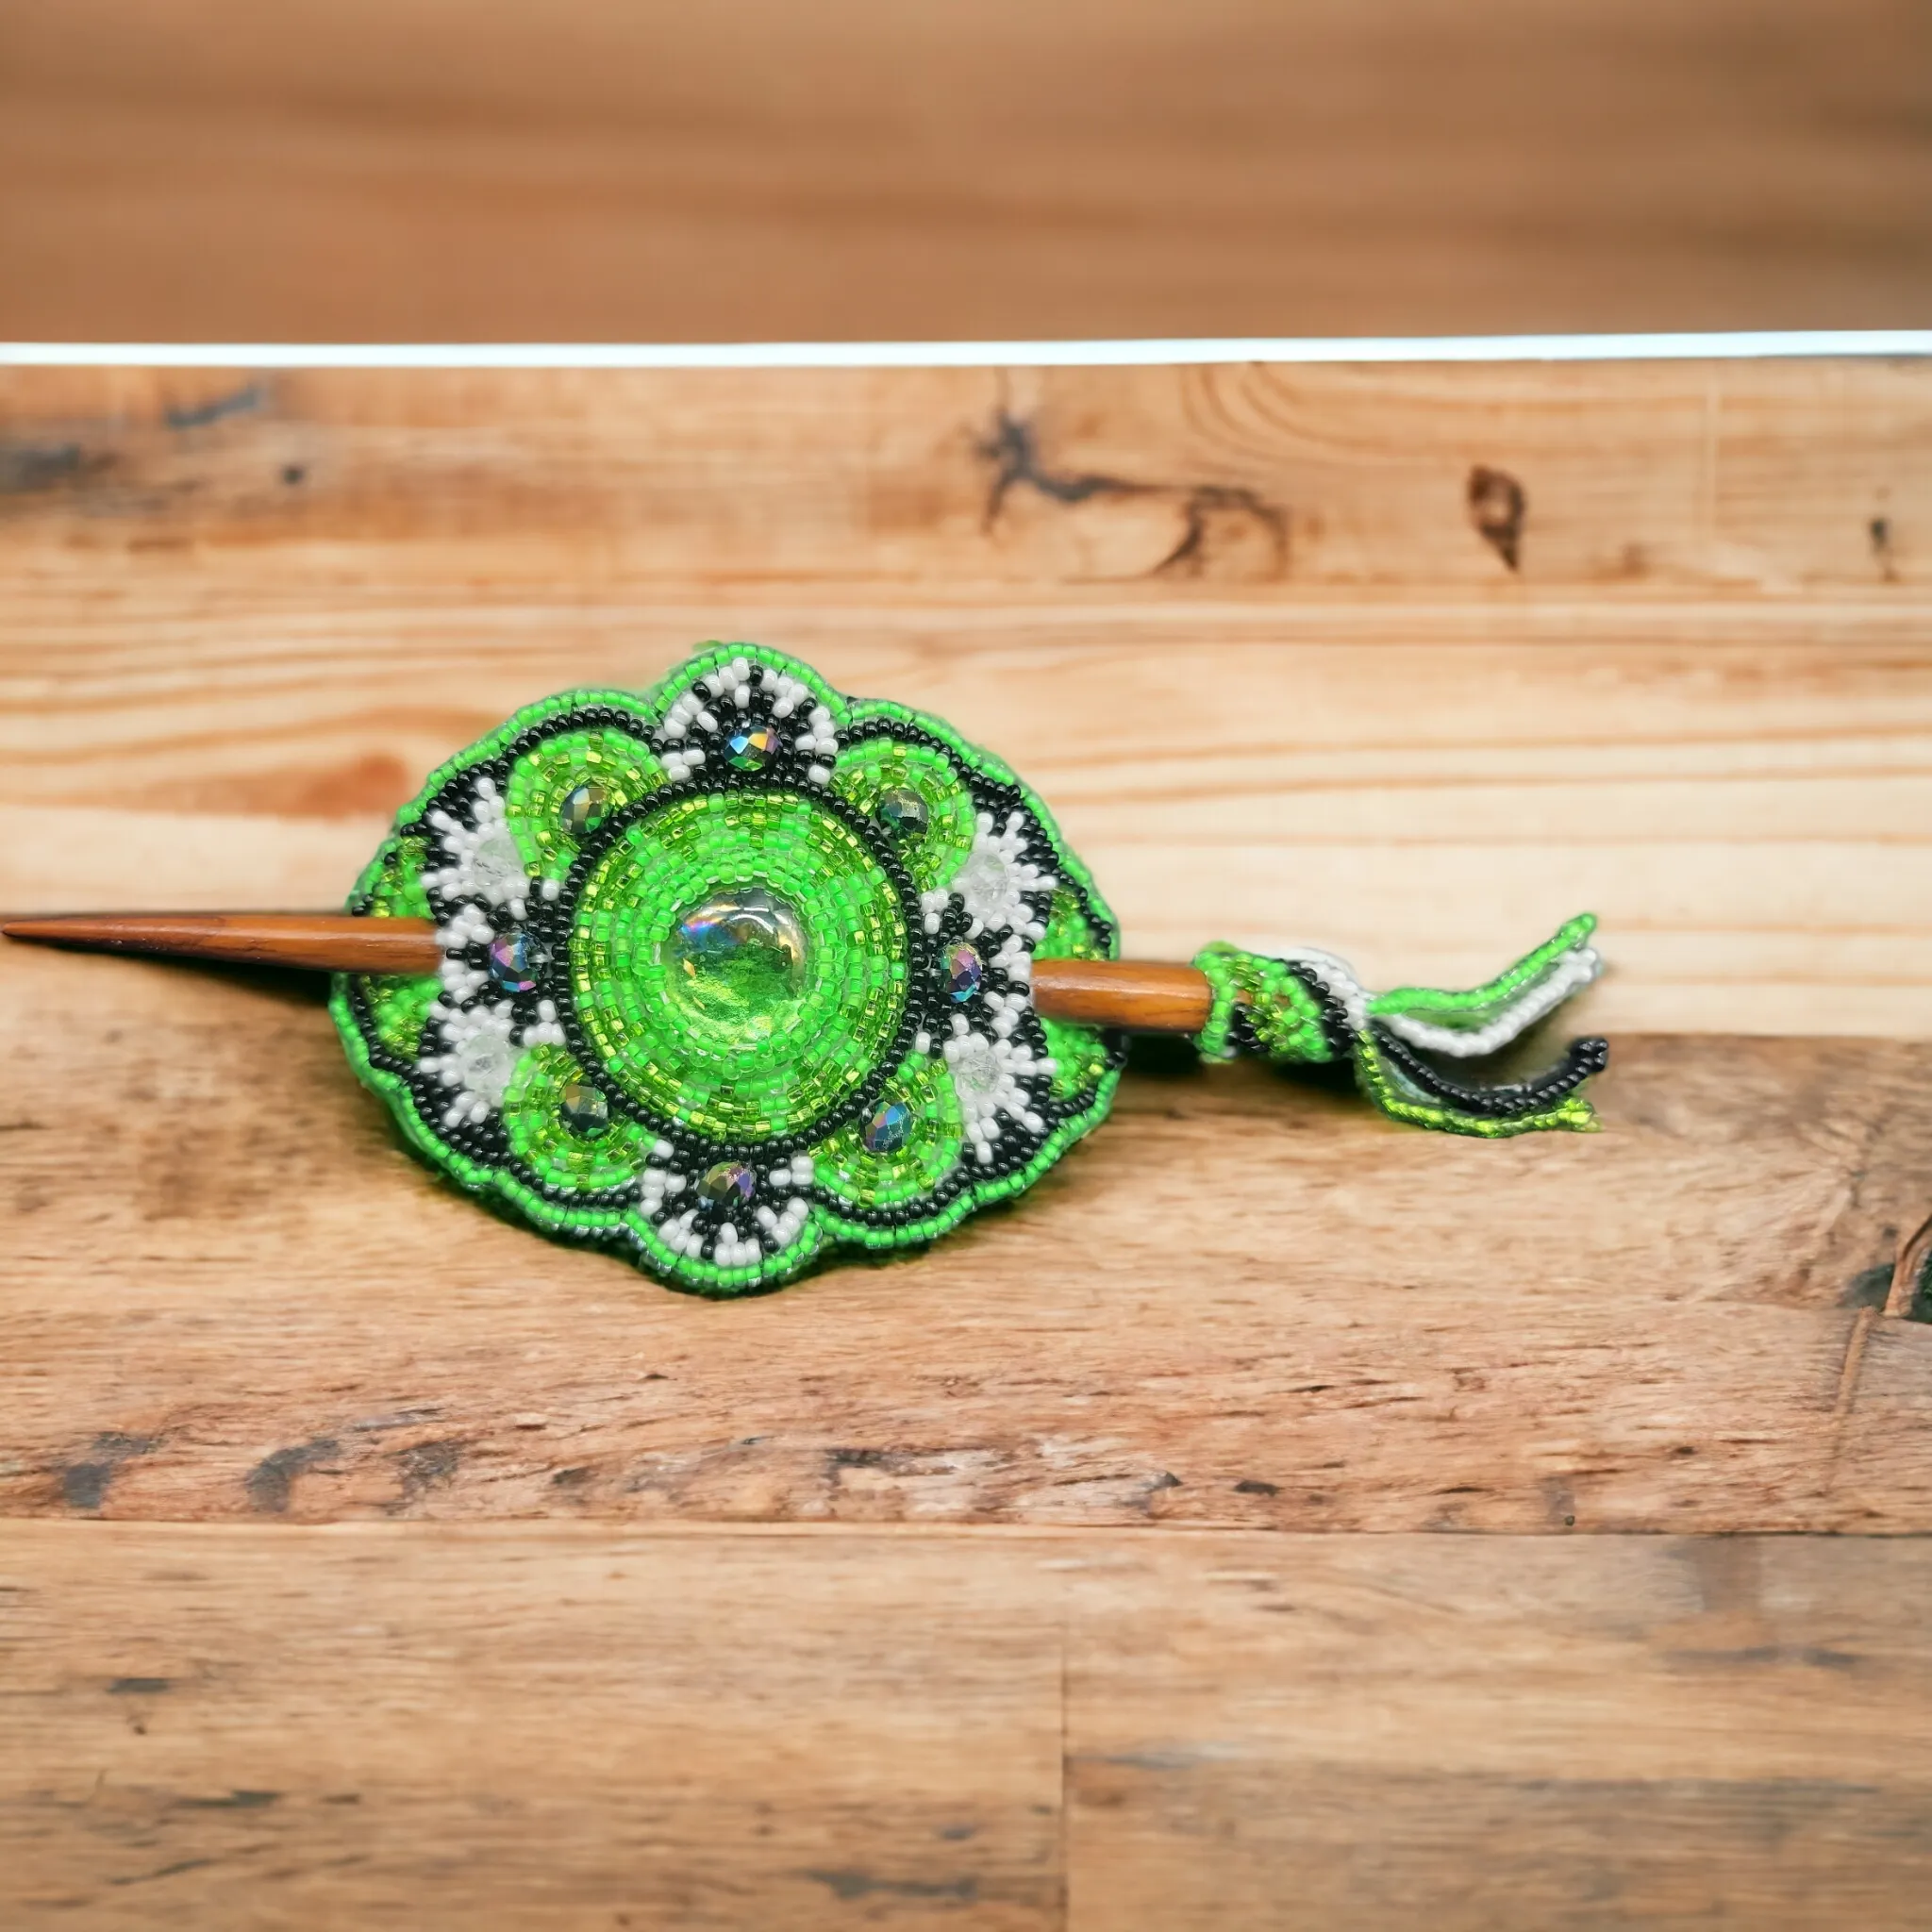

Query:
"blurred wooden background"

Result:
[[1, 0, 1929, 342]]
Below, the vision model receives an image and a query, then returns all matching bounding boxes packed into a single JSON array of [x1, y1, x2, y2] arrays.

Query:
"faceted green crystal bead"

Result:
[[726, 723, 776, 771], [558, 1080, 609, 1133], [560, 781, 611, 835], [875, 786, 928, 841], [863, 1100, 912, 1153]]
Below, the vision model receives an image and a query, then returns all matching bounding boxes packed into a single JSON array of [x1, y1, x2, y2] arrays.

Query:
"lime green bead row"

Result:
[[811, 1070, 1121, 1260], [502, 1043, 653, 1191], [505, 726, 665, 882], [1368, 913, 1598, 1031], [353, 832, 441, 1058], [813, 1052, 964, 1208], [1352, 1039, 1597, 1138], [829, 740, 977, 893], [1034, 886, 1113, 1101]]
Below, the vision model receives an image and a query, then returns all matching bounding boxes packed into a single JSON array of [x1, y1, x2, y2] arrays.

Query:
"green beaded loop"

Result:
[[813, 1052, 966, 1208], [1192, 942, 1336, 1067], [503, 1044, 654, 1191], [332, 643, 1124, 1295], [828, 740, 977, 892]]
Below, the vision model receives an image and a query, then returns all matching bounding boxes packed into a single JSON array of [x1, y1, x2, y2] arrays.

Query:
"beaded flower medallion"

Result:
[[331, 644, 1124, 1294]]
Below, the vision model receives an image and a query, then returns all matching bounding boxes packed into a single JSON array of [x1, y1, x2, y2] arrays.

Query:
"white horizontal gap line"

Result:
[[0, 331, 1928, 370]]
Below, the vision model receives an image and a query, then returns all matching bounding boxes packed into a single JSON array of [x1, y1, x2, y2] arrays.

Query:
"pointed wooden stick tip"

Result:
[[1, 911, 446, 974]]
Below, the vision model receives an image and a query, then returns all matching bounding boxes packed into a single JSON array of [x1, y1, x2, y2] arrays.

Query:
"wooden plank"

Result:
[[0, 1522, 1064, 1929], [0, 1, 1926, 341], [3, 362, 1930, 1035], [9, 630, 1932, 1033], [1066, 1532, 1932, 1929], [2, 361, 1927, 593], [6, 1523, 1932, 1927], [2, 935, 1926, 1530], [2, 357, 1928, 1534]]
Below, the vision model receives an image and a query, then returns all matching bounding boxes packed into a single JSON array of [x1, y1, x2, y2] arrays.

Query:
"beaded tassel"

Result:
[[1191, 917, 1607, 1137]]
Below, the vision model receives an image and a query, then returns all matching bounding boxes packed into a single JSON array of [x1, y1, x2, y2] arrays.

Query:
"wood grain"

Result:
[[0, 0, 1927, 341], [1066, 1532, 1932, 1929], [1030, 958, 1209, 1033], [2, 360, 1930, 1035], [4, 359, 1927, 593], [0, 1522, 1064, 1930], [5, 1523, 1931, 1928]]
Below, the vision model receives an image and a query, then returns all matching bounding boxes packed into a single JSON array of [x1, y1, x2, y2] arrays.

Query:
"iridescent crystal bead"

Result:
[[700, 1161, 756, 1207], [560, 780, 611, 836], [667, 888, 808, 1022], [875, 786, 928, 841], [863, 1100, 912, 1154], [558, 1082, 609, 1134], [943, 940, 982, 1003], [726, 723, 776, 771], [488, 929, 549, 993]]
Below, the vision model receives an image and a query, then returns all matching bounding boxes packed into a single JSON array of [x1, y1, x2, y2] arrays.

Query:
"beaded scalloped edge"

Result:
[[331, 643, 1126, 1295]]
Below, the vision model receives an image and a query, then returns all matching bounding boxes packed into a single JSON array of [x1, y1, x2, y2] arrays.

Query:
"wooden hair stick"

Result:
[[0, 911, 1216, 1033]]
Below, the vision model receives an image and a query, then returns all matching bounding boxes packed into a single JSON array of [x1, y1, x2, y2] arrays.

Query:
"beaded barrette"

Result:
[[4, 644, 1607, 1295]]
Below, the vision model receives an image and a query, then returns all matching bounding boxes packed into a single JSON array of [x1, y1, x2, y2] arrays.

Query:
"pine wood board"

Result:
[[5, 1522, 1931, 1929], [4, 360, 1931, 1036], [3, 361, 1927, 593], [1, 0, 1927, 341], [1066, 1532, 1932, 1930]]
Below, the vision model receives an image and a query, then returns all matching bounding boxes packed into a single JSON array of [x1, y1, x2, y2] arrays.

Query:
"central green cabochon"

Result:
[[570, 790, 908, 1141]]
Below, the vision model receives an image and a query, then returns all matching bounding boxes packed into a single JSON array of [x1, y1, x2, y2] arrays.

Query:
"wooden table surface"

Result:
[[3, 358, 1930, 1925]]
